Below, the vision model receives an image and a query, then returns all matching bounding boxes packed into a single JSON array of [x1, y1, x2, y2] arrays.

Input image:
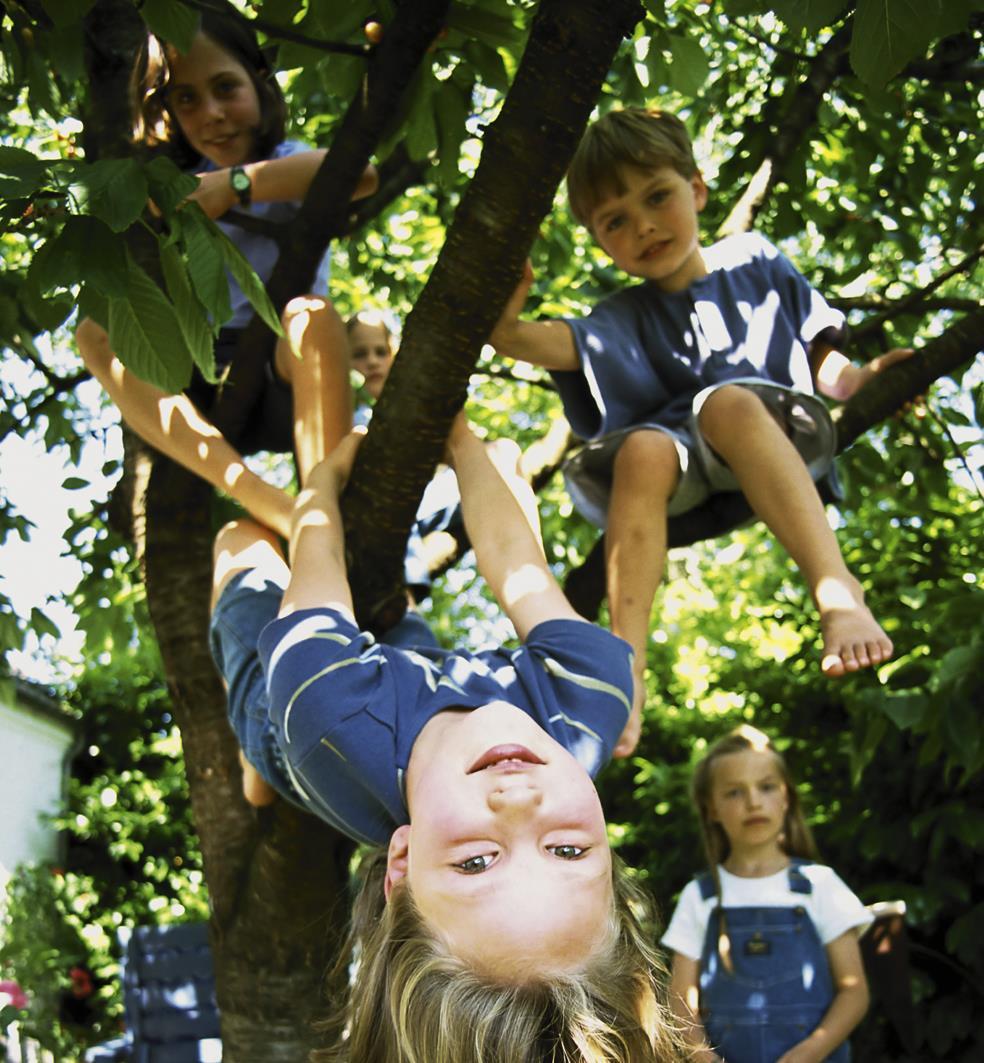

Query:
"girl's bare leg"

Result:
[[77, 318, 293, 537], [274, 296, 353, 482], [605, 430, 680, 757], [698, 385, 892, 676]]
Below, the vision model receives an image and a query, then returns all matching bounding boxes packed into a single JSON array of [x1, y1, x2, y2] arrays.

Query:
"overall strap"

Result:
[[788, 858, 813, 895], [697, 872, 717, 901]]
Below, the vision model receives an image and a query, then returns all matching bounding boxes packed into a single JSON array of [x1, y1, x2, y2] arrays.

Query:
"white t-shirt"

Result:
[[661, 863, 873, 961]]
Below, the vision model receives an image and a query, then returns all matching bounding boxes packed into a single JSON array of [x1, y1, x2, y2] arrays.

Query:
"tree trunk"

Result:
[[84, 0, 645, 1053]]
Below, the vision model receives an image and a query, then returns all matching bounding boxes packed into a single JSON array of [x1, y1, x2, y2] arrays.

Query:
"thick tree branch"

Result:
[[833, 308, 984, 445]]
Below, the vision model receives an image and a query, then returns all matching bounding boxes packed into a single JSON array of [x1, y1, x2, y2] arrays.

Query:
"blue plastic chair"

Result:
[[86, 922, 221, 1062]]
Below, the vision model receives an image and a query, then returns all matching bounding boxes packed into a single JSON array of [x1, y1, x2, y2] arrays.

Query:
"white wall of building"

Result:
[[0, 683, 77, 896]]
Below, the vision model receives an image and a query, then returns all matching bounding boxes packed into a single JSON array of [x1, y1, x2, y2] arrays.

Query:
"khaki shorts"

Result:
[[562, 379, 836, 530]]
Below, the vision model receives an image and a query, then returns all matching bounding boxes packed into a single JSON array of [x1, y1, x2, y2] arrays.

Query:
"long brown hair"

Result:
[[130, 0, 287, 168], [312, 849, 689, 1062]]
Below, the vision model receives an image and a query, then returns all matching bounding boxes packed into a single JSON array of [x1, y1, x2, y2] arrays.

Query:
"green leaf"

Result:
[[934, 645, 979, 690], [0, 146, 51, 197], [202, 214, 282, 336], [61, 477, 89, 490], [29, 216, 129, 296], [44, 23, 87, 83], [878, 691, 928, 730], [140, 0, 200, 54], [850, 0, 941, 88], [405, 77, 438, 162], [106, 253, 192, 392], [29, 606, 60, 641], [145, 156, 200, 217], [667, 34, 709, 98], [446, 2, 522, 47], [38, 0, 93, 28], [174, 207, 232, 327], [772, 0, 848, 35], [69, 158, 148, 232], [159, 242, 216, 382]]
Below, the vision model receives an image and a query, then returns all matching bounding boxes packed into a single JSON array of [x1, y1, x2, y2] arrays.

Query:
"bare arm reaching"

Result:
[[447, 415, 582, 639], [488, 260, 581, 372]]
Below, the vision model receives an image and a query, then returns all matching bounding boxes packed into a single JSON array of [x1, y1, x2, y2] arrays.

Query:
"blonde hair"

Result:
[[690, 725, 817, 972], [314, 849, 688, 1062], [566, 108, 698, 228], [345, 309, 396, 346]]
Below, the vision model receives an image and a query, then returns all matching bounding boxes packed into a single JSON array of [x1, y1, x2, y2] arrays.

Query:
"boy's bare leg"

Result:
[[212, 518, 290, 806], [77, 318, 293, 538], [605, 430, 681, 758], [698, 385, 893, 676], [274, 296, 353, 482]]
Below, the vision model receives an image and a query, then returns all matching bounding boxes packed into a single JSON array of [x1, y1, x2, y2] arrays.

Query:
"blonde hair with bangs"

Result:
[[313, 849, 689, 1062], [566, 108, 698, 229]]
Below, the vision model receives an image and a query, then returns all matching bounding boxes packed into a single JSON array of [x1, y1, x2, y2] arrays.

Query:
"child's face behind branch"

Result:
[[167, 32, 262, 169], [393, 701, 614, 979]]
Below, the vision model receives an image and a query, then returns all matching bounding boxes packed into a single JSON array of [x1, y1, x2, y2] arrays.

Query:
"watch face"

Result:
[[231, 170, 250, 192]]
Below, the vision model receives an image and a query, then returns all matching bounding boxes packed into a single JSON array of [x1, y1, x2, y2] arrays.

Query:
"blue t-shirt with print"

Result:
[[257, 608, 633, 845], [553, 232, 846, 440]]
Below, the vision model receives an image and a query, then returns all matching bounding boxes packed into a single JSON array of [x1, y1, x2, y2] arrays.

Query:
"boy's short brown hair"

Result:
[[567, 108, 698, 228]]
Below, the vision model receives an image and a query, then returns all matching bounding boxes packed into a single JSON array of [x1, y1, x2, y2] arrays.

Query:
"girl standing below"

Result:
[[76, 3, 377, 539], [663, 726, 871, 1063]]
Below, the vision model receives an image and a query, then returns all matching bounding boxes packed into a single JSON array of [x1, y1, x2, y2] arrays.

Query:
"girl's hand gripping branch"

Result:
[[279, 427, 366, 619]]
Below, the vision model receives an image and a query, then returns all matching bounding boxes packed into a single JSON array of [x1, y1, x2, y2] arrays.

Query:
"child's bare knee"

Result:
[[281, 293, 332, 328], [613, 430, 678, 485], [697, 385, 769, 446], [75, 318, 111, 369]]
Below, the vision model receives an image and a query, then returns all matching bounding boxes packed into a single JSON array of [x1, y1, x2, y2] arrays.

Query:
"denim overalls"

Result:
[[698, 861, 850, 1063]]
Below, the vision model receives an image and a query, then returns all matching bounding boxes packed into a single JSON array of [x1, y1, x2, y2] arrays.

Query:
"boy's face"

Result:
[[590, 165, 708, 292], [168, 32, 261, 168], [348, 321, 394, 400], [391, 701, 613, 978]]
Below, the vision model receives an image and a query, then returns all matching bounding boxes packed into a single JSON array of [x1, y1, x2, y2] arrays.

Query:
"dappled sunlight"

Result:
[[501, 562, 551, 610]]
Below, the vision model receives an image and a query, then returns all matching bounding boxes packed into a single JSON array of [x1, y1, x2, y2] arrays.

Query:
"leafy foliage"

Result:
[[1, 0, 981, 1056]]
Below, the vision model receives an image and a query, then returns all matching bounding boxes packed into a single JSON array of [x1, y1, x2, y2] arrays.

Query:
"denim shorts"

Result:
[[562, 379, 836, 530]]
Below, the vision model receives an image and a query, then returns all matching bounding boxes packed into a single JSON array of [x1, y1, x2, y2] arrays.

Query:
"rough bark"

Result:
[[343, 0, 644, 627]]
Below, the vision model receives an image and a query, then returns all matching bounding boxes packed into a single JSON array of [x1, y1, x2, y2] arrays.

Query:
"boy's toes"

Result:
[[820, 632, 894, 677]]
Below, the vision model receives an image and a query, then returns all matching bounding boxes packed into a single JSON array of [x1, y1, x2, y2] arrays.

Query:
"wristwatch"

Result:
[[229, 165, 252, 207]]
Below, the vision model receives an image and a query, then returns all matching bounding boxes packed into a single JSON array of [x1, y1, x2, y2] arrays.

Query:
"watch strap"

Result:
[[229, 165, 252, 207]]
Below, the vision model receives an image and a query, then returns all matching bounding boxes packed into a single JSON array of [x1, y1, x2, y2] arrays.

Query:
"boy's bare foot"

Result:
[[815, 576, 893, 676], [613, 669, 645, 758]]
